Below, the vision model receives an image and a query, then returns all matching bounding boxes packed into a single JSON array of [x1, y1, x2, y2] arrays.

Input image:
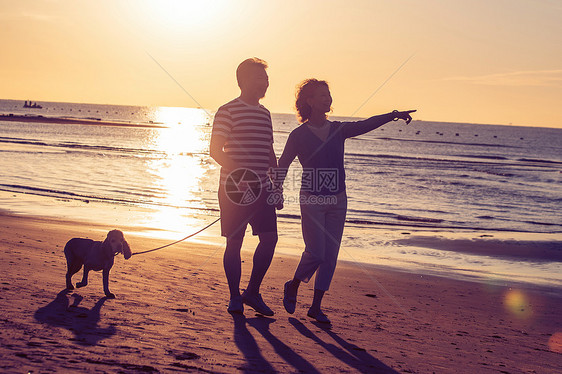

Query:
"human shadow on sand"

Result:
[[34, 289, 116, 346], [232, 313, 319, 373], [289, 317, 398, 373]]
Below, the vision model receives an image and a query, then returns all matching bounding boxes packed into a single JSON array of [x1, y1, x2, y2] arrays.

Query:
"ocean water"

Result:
[[1, 99, 561, 287]]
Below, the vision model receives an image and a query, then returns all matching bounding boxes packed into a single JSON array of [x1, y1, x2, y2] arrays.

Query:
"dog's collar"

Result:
[[102, 241, 121, 258]]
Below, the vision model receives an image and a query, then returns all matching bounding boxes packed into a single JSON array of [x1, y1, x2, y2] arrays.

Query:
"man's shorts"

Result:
[[218, 183, 277, 239]]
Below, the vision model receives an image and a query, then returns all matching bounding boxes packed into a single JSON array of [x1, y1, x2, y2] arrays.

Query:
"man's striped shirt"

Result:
[[211, 98, 273, 185]]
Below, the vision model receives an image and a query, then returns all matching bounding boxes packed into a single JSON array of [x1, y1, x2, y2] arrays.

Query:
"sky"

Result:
[[1, 0, 561, 128]]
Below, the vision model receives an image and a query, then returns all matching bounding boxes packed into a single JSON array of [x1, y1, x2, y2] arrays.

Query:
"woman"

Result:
[[277, 78, 415, 323]]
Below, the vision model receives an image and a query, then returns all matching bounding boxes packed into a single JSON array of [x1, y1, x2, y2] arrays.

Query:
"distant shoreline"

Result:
[[0, 114, 168, 129]]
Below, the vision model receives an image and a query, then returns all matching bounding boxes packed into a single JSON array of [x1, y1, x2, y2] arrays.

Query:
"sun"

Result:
[[140, 0, 229, 31]]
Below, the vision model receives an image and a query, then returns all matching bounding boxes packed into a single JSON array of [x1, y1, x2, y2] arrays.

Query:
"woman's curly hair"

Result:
[[295, 78, 330, 123]]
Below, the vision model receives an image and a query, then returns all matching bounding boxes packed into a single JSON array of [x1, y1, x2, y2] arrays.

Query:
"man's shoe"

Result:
[[227, 296, 244, 314], [241, 291, 274, 316], [283, 281, 297, 314], [307, 309, 331, 324]]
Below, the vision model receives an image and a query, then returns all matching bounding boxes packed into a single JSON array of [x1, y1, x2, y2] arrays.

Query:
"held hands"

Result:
[[273, 187, 284, 210], [267, 167, 284, 210], [392, 110, 416, 125], [266, 188, 284, 210], [268, 181, 284, 209]]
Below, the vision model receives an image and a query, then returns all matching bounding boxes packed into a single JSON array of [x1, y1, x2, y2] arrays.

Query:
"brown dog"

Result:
[[64, 230, 131, 298]]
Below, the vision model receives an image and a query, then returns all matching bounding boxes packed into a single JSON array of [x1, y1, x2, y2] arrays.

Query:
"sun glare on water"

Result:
[[142, 107, 215, 239], [153, 106, 209, 155]]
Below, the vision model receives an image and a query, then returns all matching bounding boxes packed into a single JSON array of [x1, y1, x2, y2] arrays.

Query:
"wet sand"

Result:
[[0, 212, 561, 373], [394, 235, 562, 262]]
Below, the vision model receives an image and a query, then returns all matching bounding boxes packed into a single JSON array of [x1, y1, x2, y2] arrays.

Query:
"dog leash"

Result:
[[131, 217, 220, 256]]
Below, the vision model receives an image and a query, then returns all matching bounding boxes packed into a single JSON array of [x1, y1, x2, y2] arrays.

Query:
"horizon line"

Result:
[[0, 97, 559, 130]]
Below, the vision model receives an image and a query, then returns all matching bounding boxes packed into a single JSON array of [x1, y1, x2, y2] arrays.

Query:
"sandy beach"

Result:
[[0, 211, 560, 373]]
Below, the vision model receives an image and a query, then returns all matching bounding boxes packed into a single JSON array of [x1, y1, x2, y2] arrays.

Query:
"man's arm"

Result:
[[269, 145, 278, 168], [267, 144, 284, 209], [209, 135, 237, 171]]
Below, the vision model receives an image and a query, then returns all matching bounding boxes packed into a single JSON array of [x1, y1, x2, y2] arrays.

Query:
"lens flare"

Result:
[[503, 289, 532, 319], [548, 332, 562, 353]]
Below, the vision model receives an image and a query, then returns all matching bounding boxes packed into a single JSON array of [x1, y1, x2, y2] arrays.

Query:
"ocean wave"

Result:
[[517, 158, 562, 165], [0, 136, 206, 158], [356, 136, 521, 148], [0, 149, 66, 155], [0, 184, 216, 214], [396, 215, 444, 223], [454, 154, 509, 160], [345, 151, 562, 169], [523, 220, 562, 227], [345, 153, 449, 163]]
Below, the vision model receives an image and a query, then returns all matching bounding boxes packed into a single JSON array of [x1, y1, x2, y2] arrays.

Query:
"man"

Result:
[[210, 58, 279, 315]]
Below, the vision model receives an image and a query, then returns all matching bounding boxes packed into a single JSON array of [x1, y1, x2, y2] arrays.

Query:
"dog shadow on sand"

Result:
[[34, 289, 116, 346]]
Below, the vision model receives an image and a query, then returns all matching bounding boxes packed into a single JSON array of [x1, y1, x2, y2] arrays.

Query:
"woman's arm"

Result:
[[274, 132, 298, 187], [268, 133, 298, 210], [343, 110, 416, 138], [278, 134, 297, 169]]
